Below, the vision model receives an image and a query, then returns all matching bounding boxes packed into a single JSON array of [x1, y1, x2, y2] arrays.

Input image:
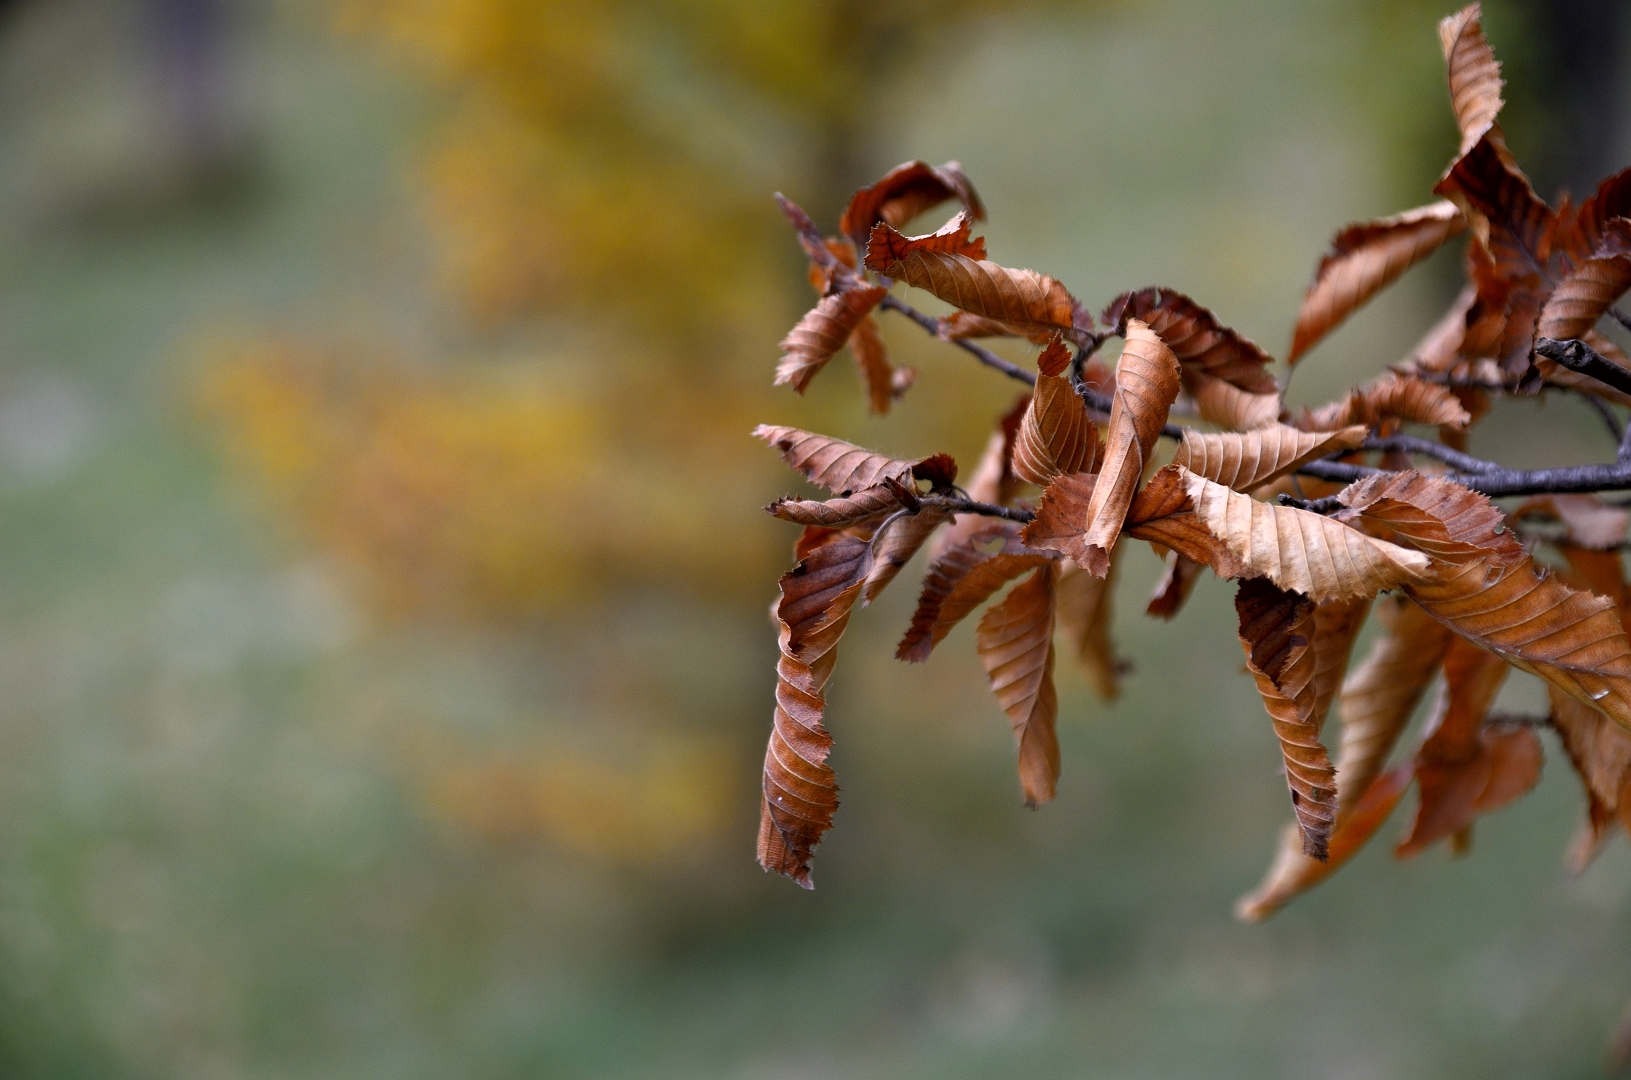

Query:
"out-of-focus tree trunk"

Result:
[[1531, 0, 1627, 198]]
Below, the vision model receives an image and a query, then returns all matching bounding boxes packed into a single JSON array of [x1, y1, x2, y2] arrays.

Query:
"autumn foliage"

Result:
[[753, 9, 1631, 1033]]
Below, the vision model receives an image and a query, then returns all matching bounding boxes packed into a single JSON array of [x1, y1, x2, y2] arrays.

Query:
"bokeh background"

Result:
[[1, 0, 1630, 1076]]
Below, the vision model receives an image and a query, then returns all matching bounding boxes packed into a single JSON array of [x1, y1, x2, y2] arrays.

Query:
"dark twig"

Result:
[[879, 295, 1036, 386], [1535, 337, 1631, 399], [919, 493, 1035, 524], [1586, 394, 1625, 446]]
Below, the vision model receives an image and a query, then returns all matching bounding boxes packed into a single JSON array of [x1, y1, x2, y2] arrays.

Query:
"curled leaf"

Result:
[[1289, 201, 1466, 363], [977, 564, 1061, 807], [1435, 135, 1553, 283], [1077, 320, 1181, 575], [758, 536, 872, 888], [1438, 4, 1505, 157], [1172, 424, 1367, 493], [768, 482, 911, 528], [754, 425, 956, 496], [897, 522, 1050, 662], [1296, 371, 1472, 432], [777, 280, 889, 393], [1012, 336, 1101, 484], [1187, 371, 1282, 431], [839, 160, 985, 247], [938, 310, 1056, 345], [1056, 557, 1123, 700], [1146, 549, 1204, 621], [1236, 579, 1336, 858], [1102, 288, 1278, 394]]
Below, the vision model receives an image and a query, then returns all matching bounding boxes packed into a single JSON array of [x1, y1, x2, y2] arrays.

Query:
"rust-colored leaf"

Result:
[[1146, 549, 1204, 621], [758, 536, 871, 888], [776, 279, 890, 394], [937, 310, 1057, 345], [897, 522, 1051, 662], [862, 504, 954, 604], [1534, 220, 1631, 344], [1172, 424, 1367, 493], [1296, 371, 1472, 432], [1236, 578, 1336, 858], [1340, 471, 1631, 729], [1101, 288, 1278, 394], [1077, 319, 1181, 575], [866, 219, 1077, 336], [1119, 465, 1248, 579], [839, 160, 985, 247], [1012, 336, 1101, 484], [767, 482, 911, 528], [849, 315, 897, 415], [1186, 371, 1282, 431], [754, 425, 956, 496], [1438, 4, 1505, 157], [977, 564, 1061, 807], [1562, 165, 1631, 266], [1181, 468, 1431, 602], [1235, 764, 1412, 922], [1435, 134, 1554, 284], [1289, 201, 1467, 363], [1056, 556, 1122, 700]]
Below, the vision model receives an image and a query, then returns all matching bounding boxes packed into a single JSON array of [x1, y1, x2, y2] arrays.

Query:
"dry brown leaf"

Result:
[[758, 536, 871, 887], [1056, 557, 1122, 700], [839, 160, 985, 246], [1119, 465, 1248, 578], [1236, 578, 1336, 858], [850, 315, 896, 415], [1102, 288, 1278, 394], [1012, 336, 1101, 485], [776, 279, 890, 393], [1296, 371, 1472, 432], [897, 522, 1051, 662], [1340, 472, 1631, 729], [866, 219, 1077, 336], [862, 505, 954, 604], [754, 425, 956, 496], [1534, 224, 1631, 344], [1077, 320, 1181, 575], [1438, 4, 1505, 157], [1561, 167, 1631, 266], [1235, 763, 1412, 922], [1186, 370, 1283, 431], [937, 310, 1057, 345], [767, 482, 911, 528], [1436, 135, 1553, 284], [977, 564, 1061, 807], [1182, 468, 1431, 602], [1022, 471, 1098, 566], [1289, 201, 1467, 363], [1172, 424, 1367, 493], [1146, 550, 1205, 621]]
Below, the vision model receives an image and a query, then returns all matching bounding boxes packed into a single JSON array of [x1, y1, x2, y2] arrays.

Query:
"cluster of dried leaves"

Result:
[[753, 9, 1631, 1047]]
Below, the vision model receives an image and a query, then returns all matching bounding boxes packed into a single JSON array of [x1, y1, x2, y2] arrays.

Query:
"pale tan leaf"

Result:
[[897, 523, 1050, 662], [758, 536, 871, 887], [754, 425, 957, 496], [777, 280, 889, 393], [1172, 424, 1367, 493], [1296, 371, 1472, 432], [1056, 557, 1122, 700], [1438, 4, 1505, 157], [1186, 370, 1282, 431], [839, 160, 985, 246], [1289, 201, 1467, 363], [866, 218, 1076, 335], [977, 564, 1061, 806], [1012, 336, 1101, 485], [1236, 578, 1336, 857], [1077, 319, 1181, 575], [1102, 288, 1278, 393]]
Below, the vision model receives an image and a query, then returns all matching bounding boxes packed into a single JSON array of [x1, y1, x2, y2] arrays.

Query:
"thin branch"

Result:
[[878, 295, 1036, 386], [919, 493, 1035, 524], [1586, 394, 1625, 446], [1362, 435, 1495, 473]]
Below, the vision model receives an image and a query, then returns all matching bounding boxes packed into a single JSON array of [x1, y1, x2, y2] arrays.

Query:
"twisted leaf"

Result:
[[897, 522, 1050, 662], [1436, 135, 1553, 283], [1289, 201, 1466, 363], [755, 425, 956, 496], [1438, 3, 1505, 157], [1172, 424, 1367, 493], [839, 160, 985, 247], [977, 565, 1061, 807], [1102, 288, 1278, 393], [767, 482, 911, 528], [1012, 336, 1101, 484]]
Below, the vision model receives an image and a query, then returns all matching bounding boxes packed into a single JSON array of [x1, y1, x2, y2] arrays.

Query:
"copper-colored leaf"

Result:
[[1289, 201, 1467, 363], [1102, 288, 1278, 394], [1172, 424, 1367, 493], [1562, 165, 1631, 266], [866, 219, 1077, 336], [897, 522, 1051, 662], [850, 315, 898, 415], [1296, 371, 1472, 432], [758, 536, 871, 887], [1012, 336, 1101, 484], [839, 160, 985, 247], [1438, 4, 1505, 157], [1181, 468, 1431, 601], [754, 425, 956, 496], [862, 505, 954, 604], [1146, 549, 1204, 621], [1236, 579, 1336, 858], [1534, 224, 1631, 344], [776, 279, 890, 393], [1186, 370, 1282, 431], [1340, 472, 1631, 729], [1118, 465, 1248, 578], [938, 310, 1056, 345], [1076, 320, 1181, 575], [1056, 557, 1122, 700], [768, 483, 910, 528], [977, 564, 1061, 807], [1435, 135, 1554, 283]]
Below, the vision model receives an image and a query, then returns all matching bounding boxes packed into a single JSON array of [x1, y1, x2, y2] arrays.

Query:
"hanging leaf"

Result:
[[839, 160, 985, 247], [758, 536, 872, 888], [755, 425, 956, 496], [1289, 201, 1467, 363], [1056, 557, 1123, 700], [1146, 550, 1204, 621], [1101, 288, 1279, 394], [1172, 424, 1367, 493], [1236, 579, 1337, 858], [977, 564, 1061, 807], [897, 522, 1051, 662], [1076, 319, 1182, 575], [863, 505, 954, 604], [850, 315, 899, 415], [1012, 336, 1101, 484], [776, 279, 890, 393], [1436, 135, 1554, 285]]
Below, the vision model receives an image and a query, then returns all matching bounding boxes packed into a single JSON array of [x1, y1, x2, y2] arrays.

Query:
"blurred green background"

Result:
[[0, 0, 1629, 1076]]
